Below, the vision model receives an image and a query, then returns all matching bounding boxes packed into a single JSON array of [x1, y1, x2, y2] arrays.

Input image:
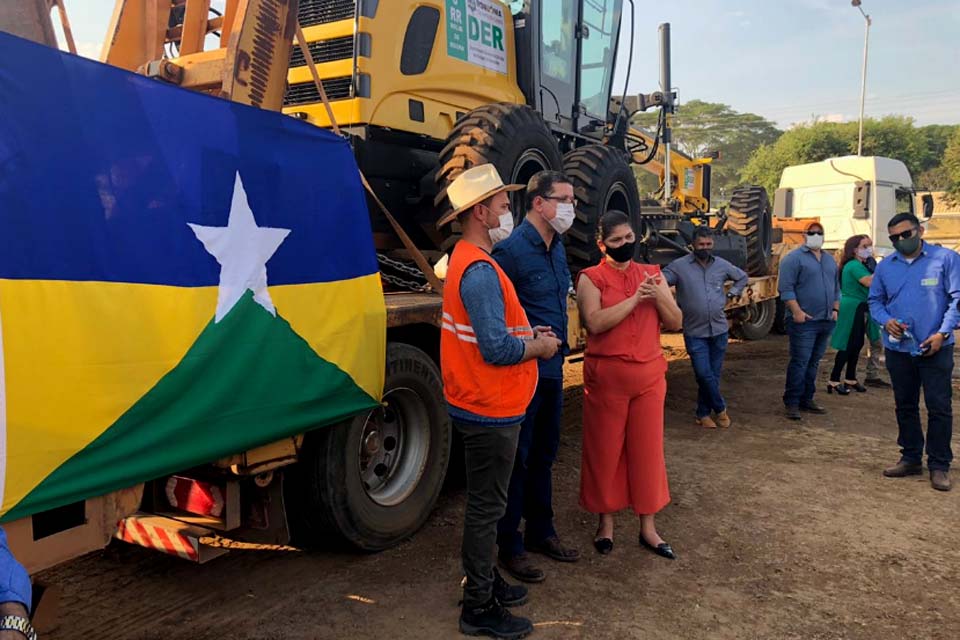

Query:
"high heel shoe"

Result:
[[827, 382, 850, 396]]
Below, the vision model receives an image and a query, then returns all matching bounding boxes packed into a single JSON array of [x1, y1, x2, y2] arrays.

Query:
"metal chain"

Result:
[[377, 253, 432, 293]]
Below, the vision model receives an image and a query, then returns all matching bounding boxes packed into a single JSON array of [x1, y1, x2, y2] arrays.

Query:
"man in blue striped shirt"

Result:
[[869, 213, 960, 492]]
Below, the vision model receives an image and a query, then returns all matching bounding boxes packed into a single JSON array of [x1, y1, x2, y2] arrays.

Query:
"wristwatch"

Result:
[[941, 331, 951, 340], [0, 615, 37, 640]]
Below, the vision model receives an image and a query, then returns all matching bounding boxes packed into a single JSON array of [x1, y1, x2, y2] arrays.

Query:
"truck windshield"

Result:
[[895, 187, 914, 217]]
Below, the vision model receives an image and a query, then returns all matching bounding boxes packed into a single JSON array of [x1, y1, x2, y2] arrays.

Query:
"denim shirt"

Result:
[[778, 246, 840, 321], [492, 219, 571, 379], [663, 254, 748, 338], [0, 527, 32, 610], [868, 242, 960, 352]]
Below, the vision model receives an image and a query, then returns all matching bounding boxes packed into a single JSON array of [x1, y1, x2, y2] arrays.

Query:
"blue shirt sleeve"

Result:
[[0, 528, 32, 611], [727, 261, 749, 295], [459, 261, 526, 366], [778, 252, 798, 302], [868, 265, 892, 327], [662, 261, 679, 287], [938, 250, 960, 334]]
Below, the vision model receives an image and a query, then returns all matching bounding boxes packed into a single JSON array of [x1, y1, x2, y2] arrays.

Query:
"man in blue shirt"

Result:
[[778, 221, 840, 421], [869, 213, 960, 492], [0, 527, 35, 640], [492, 170, 580, 583], [664, 226, 748, 429]]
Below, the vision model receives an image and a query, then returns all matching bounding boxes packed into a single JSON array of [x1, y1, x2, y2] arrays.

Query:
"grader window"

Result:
[[579, 0, 622, 118], [400, 7, 440, 75], [541, 0, 576, 83]]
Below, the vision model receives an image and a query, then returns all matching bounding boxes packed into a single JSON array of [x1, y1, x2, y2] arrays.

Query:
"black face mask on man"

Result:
[[604, 240, 636, 263]]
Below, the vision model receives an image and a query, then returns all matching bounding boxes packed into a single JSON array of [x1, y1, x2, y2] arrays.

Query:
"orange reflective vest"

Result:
[[441, 240, 539, 419]]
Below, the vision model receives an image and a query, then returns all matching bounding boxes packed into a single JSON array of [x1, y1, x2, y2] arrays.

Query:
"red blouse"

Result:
[[579, 261, 665, 363]]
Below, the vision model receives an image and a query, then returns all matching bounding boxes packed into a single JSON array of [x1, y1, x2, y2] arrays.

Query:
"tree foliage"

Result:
[[943, 127, 960, 203], [631, 100, 781, 201], [740, 117, 958, 198]]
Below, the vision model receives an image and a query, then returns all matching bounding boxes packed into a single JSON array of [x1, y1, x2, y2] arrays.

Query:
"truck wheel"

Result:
[[286, 343, 451, 551], [727, 186, 773, 277], [731, 298, 777, 341], [563, 145, 641, 276], [435, 103, 562, 250]]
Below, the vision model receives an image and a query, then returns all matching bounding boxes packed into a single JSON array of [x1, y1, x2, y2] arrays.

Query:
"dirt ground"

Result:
[[38, 335, 960, 640]]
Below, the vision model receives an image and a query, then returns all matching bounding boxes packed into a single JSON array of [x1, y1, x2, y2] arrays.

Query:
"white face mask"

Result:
[[857, 246, 874, 259], [548, 202, 576, 234], [805, 233, 824, 250], [488, 211, 514, 244]]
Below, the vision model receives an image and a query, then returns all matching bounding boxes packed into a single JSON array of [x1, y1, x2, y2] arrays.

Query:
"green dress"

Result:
[[831, 259, 881, 350]]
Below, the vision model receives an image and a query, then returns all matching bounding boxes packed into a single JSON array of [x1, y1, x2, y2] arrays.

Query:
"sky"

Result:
[[57, 0, 959, 130]]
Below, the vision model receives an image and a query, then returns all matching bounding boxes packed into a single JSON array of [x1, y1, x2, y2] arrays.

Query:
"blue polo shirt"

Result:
[[778, 246, 840, 321], [868, 241, 960, 352], [492, 219, 571, 379]]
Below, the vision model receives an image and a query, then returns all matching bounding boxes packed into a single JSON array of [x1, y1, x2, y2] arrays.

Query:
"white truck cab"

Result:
[[774, 155, 934, 255]]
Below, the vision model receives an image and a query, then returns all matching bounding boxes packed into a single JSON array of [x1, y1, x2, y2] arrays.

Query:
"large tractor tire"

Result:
[[726, 185, 773, 277], [434, 103, 563, 249], [731, 298, 777, 341], [285, 343, 451, 551], [563, 145, 641, 276]]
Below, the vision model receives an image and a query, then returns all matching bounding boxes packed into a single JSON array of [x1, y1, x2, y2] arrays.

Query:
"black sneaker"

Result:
[[459, 597, 533, 639], [865, 377, 892, 389], [493, 568, 528, 607], [785, 405, 802, 421]]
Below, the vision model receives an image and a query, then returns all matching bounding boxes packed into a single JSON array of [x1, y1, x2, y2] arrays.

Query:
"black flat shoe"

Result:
[[845, 381, 867, 393], [639, 536, 676, 560], [827, 383, 850, 395], [593, 538, 613, 555]]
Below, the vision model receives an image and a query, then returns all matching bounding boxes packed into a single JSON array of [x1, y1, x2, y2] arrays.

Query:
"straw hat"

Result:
[[436, 164, 524, 229]]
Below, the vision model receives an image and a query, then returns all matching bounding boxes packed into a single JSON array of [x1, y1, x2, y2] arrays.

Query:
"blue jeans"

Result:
[[886, 346, 954, 471], [684, 333, 729, 418], [783, 319, 834, 407], [496, 377, 562, 558]]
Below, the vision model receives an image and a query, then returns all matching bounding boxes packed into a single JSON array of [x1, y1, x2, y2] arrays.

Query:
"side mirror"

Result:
[[921, 193, 934, 220]]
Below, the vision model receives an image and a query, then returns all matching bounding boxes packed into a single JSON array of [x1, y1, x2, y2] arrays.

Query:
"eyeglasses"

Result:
[[542, 195, 577, 206], [889, 228, 918, 243], [805, 230, 824, 236]]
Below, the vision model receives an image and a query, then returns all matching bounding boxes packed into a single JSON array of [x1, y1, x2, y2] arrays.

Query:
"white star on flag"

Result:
[[188, 173, 291, 322]]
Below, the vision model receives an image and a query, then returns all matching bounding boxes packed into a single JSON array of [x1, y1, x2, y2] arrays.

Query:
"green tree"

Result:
[[740, 117, 957, 198], [943, 128, 960, 203], [631, 100, 781, 202]]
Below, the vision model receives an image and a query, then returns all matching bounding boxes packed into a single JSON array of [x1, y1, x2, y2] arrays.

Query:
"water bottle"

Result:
[[887, 318, 903, 345]]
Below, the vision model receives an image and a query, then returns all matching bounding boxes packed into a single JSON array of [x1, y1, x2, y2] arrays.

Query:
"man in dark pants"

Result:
[[438, 164, 561, 638], [664, 226, 748, 429], [869, 213, 960, 492], [492, 171, 580, 584], [777, 221, 839, 421]]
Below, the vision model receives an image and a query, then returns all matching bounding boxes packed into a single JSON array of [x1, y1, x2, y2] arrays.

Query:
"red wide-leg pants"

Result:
[[580, 356, 671, 515]]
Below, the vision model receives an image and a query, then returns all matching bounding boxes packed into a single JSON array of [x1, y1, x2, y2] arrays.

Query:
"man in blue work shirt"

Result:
[[869, 213, 960, 492], [492, 170, 580, 584], [0, 527, 35, 640], [778, 221, 839, 421], [664, 226, 748, 429]]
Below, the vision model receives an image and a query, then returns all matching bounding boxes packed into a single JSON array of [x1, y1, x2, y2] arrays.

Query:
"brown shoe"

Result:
[[697, 415, 717, 429], [526, 535, 580, 563], [499, 552, 545, 583], [931, 470, 952, 492], [715, 410, 731, 428], [882, 461, 923, 478]]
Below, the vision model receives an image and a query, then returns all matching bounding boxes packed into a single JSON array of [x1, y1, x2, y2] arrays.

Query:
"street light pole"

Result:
[[852, 1, 871, 156]]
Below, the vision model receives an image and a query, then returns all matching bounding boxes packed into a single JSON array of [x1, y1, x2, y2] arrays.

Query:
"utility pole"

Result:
[[852, 1, 871, 156]]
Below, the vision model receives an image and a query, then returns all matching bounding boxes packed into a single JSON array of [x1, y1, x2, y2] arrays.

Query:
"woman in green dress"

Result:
[[828, 234, 880, 394]]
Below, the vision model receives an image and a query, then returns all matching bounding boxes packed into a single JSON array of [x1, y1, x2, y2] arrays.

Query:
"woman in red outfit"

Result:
[[576, 211, 683, 559]]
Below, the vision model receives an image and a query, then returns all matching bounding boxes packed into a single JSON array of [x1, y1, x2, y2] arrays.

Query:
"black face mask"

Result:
[[693, 248, 712, 261], [604, 240, 636, 263]]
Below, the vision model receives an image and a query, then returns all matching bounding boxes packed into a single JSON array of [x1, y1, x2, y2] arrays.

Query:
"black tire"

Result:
[[727, 185, 773, 277], [731, 298, 777, 341], [434, 103, 562, 250], [562, 145, 641, 276], [285, 343, 451, 551]]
